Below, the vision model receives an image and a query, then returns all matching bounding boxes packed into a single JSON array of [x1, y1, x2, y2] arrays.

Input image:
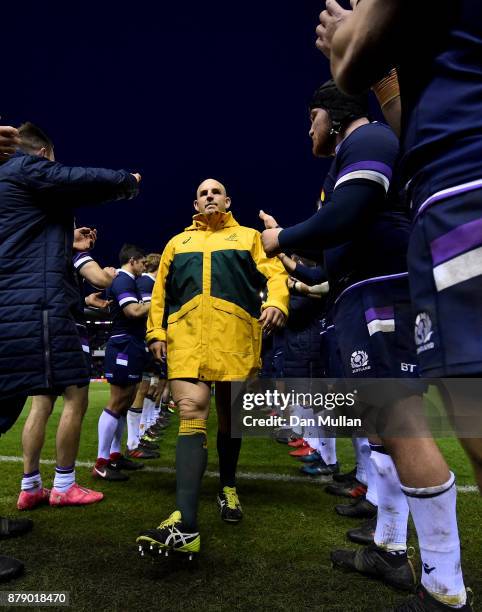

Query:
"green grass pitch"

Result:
[[0, 383, 480, 611]]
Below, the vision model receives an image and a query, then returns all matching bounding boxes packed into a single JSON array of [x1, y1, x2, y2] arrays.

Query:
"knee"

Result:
[[177, 396, 209, 421]]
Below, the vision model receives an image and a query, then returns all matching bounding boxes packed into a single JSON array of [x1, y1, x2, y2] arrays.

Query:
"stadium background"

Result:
[[3, 0, 338, 262]]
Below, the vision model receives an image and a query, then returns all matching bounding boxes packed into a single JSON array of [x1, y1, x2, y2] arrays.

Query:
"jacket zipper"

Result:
[[42, 310, 53, 387]]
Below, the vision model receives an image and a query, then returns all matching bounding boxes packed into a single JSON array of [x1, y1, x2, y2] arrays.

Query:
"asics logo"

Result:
[[423, 563, 436, 575]]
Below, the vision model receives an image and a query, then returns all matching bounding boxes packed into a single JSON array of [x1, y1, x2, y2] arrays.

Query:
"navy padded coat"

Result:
[[0, 151, 138, 397]]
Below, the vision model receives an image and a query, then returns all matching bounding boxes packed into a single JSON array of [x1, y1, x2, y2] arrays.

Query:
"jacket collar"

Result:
[[185, 210, 239, 232]]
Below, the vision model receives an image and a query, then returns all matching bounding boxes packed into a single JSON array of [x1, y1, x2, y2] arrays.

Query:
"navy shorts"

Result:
[[408, 188, 482, 376], [320, 316, 344, 378], [334, 274, 418, 379], [104, 335, 147, 387]]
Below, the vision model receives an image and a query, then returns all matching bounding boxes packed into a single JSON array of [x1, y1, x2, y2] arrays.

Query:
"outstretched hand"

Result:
[[315, 0, 352, 58], [259, 210, 279, 230], [85, 291, 111, 309], [73, 227, 97, 251], [0, 126, 20, 158]]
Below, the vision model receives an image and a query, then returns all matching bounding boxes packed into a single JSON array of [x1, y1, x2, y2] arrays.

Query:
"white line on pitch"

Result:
[[0, 455, 478, 492]]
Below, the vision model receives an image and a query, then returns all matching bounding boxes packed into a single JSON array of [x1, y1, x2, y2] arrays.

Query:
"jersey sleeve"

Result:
[[334, 123, 398, 194], [278, 125, 399, 253], [136, 277, 153, 303], [72, 251, 94, 272], [111, 275, 139, 309]]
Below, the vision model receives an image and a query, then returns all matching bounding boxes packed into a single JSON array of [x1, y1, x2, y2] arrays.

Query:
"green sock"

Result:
[[175, 419, 207, 531]]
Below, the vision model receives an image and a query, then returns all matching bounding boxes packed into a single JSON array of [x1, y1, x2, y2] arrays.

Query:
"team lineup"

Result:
[[0, 1, 481, 611]]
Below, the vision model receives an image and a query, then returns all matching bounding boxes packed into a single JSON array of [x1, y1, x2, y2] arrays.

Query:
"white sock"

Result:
[[110, 414, 126, 455], [371, 447, 408, 552], [402, 472, 466, 606], [352, 437, 369, 484], [289, 405, 304, 435], [353, 437, 378, 506], [97, 409, 120, 460], [147, 401, 157, 427], [315, 432, 337, 466], [53, 466, 75, 492], [21, 470, 42, 492], [302, 408, 316, 443], [140, 398, 153, 436], [127, 407, 142, 450]]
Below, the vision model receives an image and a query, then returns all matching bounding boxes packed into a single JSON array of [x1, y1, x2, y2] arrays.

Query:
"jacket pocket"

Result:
[[211, 300, 255, 355], [167, 300, 200, 351]]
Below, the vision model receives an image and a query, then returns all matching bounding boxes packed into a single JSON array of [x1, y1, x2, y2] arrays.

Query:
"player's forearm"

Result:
[[372, 69, 401, 137], [292, 263, 326, 286], [331, 0, 400, 94], [278, 253, 296, 273], [279, 184, 378, 253], [82, 267, 114, 289], [124, 303, 150, 319]]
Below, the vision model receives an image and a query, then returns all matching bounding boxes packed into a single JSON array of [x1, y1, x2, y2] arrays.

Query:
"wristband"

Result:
[[372, 69, 400, 109]]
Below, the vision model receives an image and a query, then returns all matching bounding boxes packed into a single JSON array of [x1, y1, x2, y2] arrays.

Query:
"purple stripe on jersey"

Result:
[[365, 306, 394, 324], [141, 293, 151, 299], [337, 161, 393, 181], [431, 217, 482, 266], [118, 292, 137, 300], [416, 180, 482, 218], [73, 251, 89, 262], [335, 272, 409, 305], [117, 353, 128, 360]]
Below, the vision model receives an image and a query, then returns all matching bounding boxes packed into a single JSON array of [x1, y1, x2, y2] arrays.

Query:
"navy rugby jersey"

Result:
[[399, 1, 482, 207], [136, 273, 156, 304], [107, 270, 146, 340], [70, 251, 94, 326], [318, 123, 409, 297]]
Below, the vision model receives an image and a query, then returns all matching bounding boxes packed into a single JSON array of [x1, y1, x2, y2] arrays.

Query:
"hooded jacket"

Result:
[[147, 211, 289, 381]]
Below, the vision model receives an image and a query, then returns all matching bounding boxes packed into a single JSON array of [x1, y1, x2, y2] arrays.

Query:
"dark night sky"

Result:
[[4, 0, 348, 265]]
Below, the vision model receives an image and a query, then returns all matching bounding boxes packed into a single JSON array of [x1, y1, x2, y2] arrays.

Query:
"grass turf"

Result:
[[0, 383, 480, 611]]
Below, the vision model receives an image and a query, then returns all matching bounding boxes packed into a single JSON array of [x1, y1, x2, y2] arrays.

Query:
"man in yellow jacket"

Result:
[[137, 178, 289, 557]]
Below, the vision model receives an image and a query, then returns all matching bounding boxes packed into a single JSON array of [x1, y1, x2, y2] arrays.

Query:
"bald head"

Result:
[[194, 178, 231, 215]]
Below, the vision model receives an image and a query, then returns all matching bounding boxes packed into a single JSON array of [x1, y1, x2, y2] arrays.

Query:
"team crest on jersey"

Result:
[[351, 350, 370, 373], [415, 312, 435, 354]]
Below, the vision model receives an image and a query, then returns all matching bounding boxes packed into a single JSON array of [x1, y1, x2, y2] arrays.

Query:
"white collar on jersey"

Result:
[[142, 273, 156, 282], [119, 269, 135, 280]]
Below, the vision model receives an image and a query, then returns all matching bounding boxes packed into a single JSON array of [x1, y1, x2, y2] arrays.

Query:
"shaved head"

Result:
[[194, 178, 231, 215], [196, 178, 227, 199]]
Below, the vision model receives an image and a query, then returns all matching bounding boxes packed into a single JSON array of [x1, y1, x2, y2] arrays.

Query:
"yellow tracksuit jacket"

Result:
[[147, 211, 289, 381]]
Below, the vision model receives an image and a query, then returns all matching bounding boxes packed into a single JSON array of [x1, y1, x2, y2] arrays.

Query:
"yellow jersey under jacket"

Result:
[[147, 211, 289, 381]]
